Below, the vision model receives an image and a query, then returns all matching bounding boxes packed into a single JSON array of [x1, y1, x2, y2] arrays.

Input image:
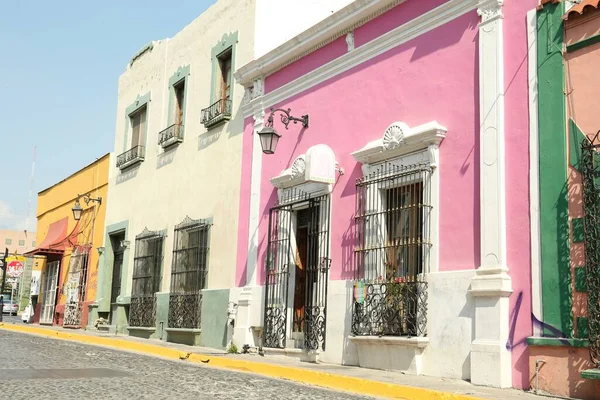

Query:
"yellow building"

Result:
[[25, 154, 109, 328]]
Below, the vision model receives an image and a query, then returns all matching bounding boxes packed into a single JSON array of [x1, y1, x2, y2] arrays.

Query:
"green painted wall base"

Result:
[[87, 304, 100, 329], [527, 336, 589, 348], [110, 303, 129, 334], [128, 327, 156, 339], [200, 289, 230, 349], [154, 293, 169, 340], [537, 1, 573, 338], [121, 291, 230, 348], [166, 328, 202, 346], [582, 369, 600, 380]]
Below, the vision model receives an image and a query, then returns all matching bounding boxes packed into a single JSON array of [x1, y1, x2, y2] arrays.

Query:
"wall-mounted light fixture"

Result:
[[120, 240, 130, 249], [256, 108, 309, 155], [97, 246, 105, 255], [72, 193, 102, 221]]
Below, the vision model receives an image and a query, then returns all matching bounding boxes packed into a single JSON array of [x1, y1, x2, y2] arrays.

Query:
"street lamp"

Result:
[[72, 193, 102, 221], [72, 200, 83, 221], [256, 108, 309, 155]]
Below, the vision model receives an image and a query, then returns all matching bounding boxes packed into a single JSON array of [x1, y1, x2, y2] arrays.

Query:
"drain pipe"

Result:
[[535, 358, 546, 394]]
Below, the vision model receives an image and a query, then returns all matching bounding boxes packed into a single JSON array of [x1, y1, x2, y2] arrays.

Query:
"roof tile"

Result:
[[565, 0, 600, 20]]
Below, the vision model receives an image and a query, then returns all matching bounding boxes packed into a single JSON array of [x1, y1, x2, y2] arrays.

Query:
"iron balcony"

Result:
[[201, 99, 232, 129], [116, 145, 145, 170], [158, 124, 184, 148]]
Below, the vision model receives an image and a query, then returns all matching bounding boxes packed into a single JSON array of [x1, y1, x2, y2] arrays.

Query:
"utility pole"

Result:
[[0, 248, 8, 322]]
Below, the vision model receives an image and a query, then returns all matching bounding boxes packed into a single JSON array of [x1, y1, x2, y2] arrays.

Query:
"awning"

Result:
[[564, 0, 600, 20], [25, 217, 70, 256]]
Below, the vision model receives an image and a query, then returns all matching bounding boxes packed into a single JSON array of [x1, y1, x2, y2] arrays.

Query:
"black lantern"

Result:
[[256, 108, 308, 155], [72, 193, 102, 221], [257, 127, 281, 155], [72, 200, 83, 221]]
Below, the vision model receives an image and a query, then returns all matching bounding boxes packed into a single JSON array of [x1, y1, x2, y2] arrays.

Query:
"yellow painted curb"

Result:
[[0, 323, 481, 400]]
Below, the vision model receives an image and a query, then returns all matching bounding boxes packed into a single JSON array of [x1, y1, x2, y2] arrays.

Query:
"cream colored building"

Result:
[[97, 0, 351, 347]]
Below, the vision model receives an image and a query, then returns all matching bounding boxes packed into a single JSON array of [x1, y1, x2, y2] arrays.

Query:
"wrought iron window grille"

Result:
[[168, 217, 212, 329], [351, 162, 432, 337], [263, 189, 331, 351], [580, 132, 600, 369], [158, 124, 184, 147], [201, 99, 232, 128], [63, 246, 90, 328], [116, 145, 145, 169], [129, 228, 164, 328]]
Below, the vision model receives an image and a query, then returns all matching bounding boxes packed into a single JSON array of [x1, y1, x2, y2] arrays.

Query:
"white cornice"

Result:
[[242, 0, 479, 118], [236, 0, 407, 86], [351, 121, 447, 165]]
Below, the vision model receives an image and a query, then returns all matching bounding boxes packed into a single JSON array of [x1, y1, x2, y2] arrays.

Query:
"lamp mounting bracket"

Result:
[[266, 108, 309, 130], [78, 193, 102, 206]]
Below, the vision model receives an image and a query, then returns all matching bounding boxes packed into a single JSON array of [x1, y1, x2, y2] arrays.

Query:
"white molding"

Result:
[[351, 121, 445, 274], [241, 0, 480, 117], [527, 8, 543, 337], [348, 335, 430, 348], [476, 0, 507, 272], [270, 144, 338, 190], [351, 121, 447, 165], [271, 155, 307, 189], [477, 0, 504, 23], [246, 106, 266, 286], [236, 0, 408, 86], [469, 0, 512, 388]]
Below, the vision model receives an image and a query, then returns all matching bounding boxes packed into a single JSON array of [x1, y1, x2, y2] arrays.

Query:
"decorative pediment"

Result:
[[351, 121, 447, 165], [271, 144, 337, 189], [136, 227, 161, 240], [383, 122, 409, 150]]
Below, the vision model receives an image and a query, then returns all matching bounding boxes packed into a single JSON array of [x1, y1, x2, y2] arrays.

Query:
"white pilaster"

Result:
[[526, 8, 543, 337], [470, 0, 512, 388], [234, 80, 266, 348], [247, 105, 265, 286]]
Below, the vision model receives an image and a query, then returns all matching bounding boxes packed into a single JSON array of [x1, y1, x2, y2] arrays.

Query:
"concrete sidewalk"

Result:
[[0, 321, 560, 400]]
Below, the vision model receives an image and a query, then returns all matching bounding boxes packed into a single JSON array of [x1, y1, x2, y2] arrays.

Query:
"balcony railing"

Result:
[[201, 98, 232, 128], [351, 279, 428, 337], [158, 123, 183, 148], [116, 145, 145, 169]]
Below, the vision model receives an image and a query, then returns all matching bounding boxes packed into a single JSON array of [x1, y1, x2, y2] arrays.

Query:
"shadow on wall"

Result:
[[557, 183, 574, 338], [340, 219, 355, 281], [156, 146, 177, 169], [342, 281, 358, 366], [410, 12, 477, 62], [458, 291, 475, 379], [507, 291, 531, 388], [198, 128, 223, 151], [229, 102, 245, 139], [529, 345, 600, 399], [116, 165, 139, 185]]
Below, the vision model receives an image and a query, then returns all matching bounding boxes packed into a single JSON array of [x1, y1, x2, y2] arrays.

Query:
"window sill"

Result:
[[112, 296, 131, 305], [117, 156, 144, 171], [160, 136, 183, 149], [128, 326, 156, 332], [202, 113, 231, 129], [526, 337, 589, 348], [582, 369, 600, 380], [165, 328, 201, 334], [349, 335, 429, 348]]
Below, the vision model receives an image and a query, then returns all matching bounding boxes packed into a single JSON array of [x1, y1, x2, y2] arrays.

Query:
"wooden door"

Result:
[[40, 261, 59, 324], [293, 226, 308, 333]]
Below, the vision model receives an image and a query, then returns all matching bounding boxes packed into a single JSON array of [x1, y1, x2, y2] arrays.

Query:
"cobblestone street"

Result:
[[0, 331, 375, 400]]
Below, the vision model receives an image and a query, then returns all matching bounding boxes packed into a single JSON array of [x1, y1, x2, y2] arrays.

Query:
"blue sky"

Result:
[[0, 0, 215, 231]]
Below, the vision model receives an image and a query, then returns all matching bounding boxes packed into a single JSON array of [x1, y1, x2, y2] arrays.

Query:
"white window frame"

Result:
[[351, 121, 446, 274], [269, 144, 336, 342]]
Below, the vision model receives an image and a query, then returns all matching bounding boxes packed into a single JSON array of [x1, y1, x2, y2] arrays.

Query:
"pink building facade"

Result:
[[232, 0, 536, 389]]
